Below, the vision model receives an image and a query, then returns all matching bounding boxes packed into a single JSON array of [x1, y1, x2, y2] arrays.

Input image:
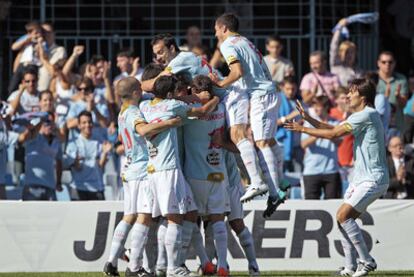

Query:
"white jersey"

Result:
[[220, 34, 275, 96]]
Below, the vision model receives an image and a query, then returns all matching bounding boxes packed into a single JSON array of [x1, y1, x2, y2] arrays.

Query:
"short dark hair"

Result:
[[310, 50, 327, 62], [153, 76, 177, 99], [363, 71, 379, 86], [266, 34, 283, 45], [175, 73, 191, 95], [151, 33, 179, 52], [75, 77, 95, 92], [22, 66, 38, 79], [191, 75, 213, 94], [216, 13, 239, 32], [281, 76, 296, 86], [117, 49, 134, 58], [39, 90, 53, 100], [378, 50, 395, 60], [78, 110, 93, 121], [141, 63, 165, 82], [90, 55, 105, 65], [349, 78, 376, 107]]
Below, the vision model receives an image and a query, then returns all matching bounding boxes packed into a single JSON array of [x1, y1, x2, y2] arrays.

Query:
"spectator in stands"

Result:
[[264, 35, 294, 86], [301, 96, 342, 199], [300, 51, 340, 105], [329, 87, 354, 185], [0, 114, 19, 200], [18, 111, 62, 200], [402, 74, 414, 144], [113, 50, 144, 87], [38, 90, 66, 141], [9, 21, 44, 93], [37, 22, 67, 91], [65, 111, 112, 200], [330, 18, 363, 86], [276, 76, 302, 172], [376, 51, 408, 133], [7, 68, 40, 115], [65, 77, 109, 141], [386, 136, 414, 199]]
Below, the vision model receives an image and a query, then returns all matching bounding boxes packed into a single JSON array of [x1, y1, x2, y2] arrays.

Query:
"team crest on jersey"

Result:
[[148, 144, 158, 158], [206, 150, 220, 166]]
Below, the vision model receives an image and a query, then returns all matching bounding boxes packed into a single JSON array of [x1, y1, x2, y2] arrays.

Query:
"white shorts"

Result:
[[123, 179, 153, 215], [227, 182, 245, 222], [187, 178, 229, 216], [250, 92, 280, 141], [224, 89, 249, 127], [344, 181, 389, 213], [149, 168, 198, 217]]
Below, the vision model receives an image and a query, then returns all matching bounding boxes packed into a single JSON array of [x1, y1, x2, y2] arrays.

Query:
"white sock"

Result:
[[165, 222, 182, 272], [237, 139, 263, 187], [341, 218, 373, 262], [275, 144, 285, 181], [204, 222, 216, 262], [338, 223, 358, 271], [258, 146, 280, 197], [237, 227, 259, 269], [108, 220, 132, 267], [212, 221, 228, 269], [179, 221, 195, 265], [156, 219, 168, 271], [143, 223, 158, 273], [191, 225, 210, 267], [128, 223, 150, 271]]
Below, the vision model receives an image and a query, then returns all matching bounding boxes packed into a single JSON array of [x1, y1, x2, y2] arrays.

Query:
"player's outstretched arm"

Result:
[[187, 96, 220, 117], [295, 100, 335, 130], [285, 120, 350, 140], [135, 117, 182, 137]]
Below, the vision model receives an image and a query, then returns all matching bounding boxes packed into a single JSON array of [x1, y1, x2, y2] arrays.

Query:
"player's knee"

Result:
[[229, 218, 245, 234], [336, 208, 349, 224], [123, 214, 137, 225], [184, 210, 198, 223], [137, 213, 153, 226], [230, 125, 247, 144], [255, 138, 276, 149], [209, 214, 225, 223]]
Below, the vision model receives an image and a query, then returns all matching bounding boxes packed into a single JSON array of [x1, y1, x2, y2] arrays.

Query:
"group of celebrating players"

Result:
[[104, 12, 388, 277]]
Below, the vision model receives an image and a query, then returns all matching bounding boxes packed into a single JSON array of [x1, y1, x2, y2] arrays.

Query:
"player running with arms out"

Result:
[[104, 77, 181, 277], [285, 78, 389, 277], [138, 76, 219, 277], [211, 13, 289, 217]]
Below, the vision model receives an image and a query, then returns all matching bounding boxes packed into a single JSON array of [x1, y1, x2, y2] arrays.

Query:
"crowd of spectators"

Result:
[[1, 18, 413, 201]]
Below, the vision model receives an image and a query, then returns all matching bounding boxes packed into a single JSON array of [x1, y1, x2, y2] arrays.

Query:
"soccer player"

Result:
[[285, 78, 389, 277], [212, 13, 288, 216], [183, 75, 229, 276], [138, 76, 219, 277], [104, 77, 181, 277]]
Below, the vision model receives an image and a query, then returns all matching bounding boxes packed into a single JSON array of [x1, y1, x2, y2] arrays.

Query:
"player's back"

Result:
[[183, 103, 226, 181], [220, 35, 274, 94], [118, 104, 148, 181], [139, 98, 188, 172]]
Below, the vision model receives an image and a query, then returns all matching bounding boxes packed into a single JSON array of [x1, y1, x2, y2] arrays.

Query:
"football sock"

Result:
[[108, 220, 132, 267]]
